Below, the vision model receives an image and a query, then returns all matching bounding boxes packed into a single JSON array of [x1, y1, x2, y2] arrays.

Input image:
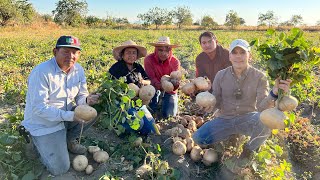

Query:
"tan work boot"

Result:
[[67, 140, 87, 154]]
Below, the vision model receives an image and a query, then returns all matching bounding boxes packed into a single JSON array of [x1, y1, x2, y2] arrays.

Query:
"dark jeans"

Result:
[[149, 90, 178, 119]]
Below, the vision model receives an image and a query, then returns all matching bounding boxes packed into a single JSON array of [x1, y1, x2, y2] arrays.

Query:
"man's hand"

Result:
[[171, 78, 180, 91], [86, 93, 101, 105], [272, 78, 292, 95]]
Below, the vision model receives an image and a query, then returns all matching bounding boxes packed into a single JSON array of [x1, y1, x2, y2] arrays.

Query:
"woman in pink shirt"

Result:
[[144, 37, 181, 119]]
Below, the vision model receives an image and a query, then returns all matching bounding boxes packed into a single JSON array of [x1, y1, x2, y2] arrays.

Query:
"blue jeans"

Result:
[[121, 105, 156, 135], [192, 112, 271, 151], [149, 90, 178, 119], [31, 119, 96, 175]]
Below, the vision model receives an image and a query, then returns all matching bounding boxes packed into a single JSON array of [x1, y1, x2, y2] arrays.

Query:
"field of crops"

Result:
[[1, 28, 319, 103], [1, 27, 320, 179]]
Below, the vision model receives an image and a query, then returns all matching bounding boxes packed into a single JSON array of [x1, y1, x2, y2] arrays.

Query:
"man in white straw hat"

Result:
[[193, 39, 292, 174], [109, 40, 160, 135], [144, 36, 181, 119]]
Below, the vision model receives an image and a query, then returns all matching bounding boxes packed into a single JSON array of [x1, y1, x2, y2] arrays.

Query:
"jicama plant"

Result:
[[252, 28, 320, 129]]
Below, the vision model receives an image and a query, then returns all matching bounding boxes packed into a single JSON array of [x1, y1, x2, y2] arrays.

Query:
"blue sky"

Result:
[[29, 0, 320, 25]]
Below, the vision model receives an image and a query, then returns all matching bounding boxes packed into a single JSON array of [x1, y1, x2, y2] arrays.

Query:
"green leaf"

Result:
[[21, 171, 36, 180], [127, 89, 136, 99], [257, 151, 271, 162], [0, 134, 18, 145], [135, 99, 143, 107], [136, 110, 145, 119], [121, 96, 130, 104]]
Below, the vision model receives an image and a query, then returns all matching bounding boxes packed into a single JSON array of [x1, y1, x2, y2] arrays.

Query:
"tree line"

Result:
[[1, 0, 319, 29]]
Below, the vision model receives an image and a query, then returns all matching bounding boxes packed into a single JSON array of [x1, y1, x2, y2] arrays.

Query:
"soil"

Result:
[[2, 102, 320, 180]]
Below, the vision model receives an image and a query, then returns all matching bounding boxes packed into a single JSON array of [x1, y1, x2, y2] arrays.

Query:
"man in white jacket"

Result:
[[22, 35, 100, 175]]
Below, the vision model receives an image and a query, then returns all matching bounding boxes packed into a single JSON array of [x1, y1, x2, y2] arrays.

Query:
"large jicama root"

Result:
[[85, 165, 94, 174], [72, 155, 88, 172], [74, 105, 97, 122], [193, 77, 210, 91], [93, 151, 109, 163], [190, 146, 203, 162], [128, 83, 140, 97], [172, 141, 187, 156], [196, 91, 216, 108], [260, 107, 286, 129], [88, 146, 101, 154], [181, 82, 196, 96], [202, 148, 218, 166], [277, 95, 299, 111], [170, 70, 183, 80], [161, 80, 174, 92], [139, 85, 156, 102]]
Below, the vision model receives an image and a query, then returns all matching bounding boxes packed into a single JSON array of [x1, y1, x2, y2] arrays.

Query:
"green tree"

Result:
[[41, 14, 53, 22], [85, 15, 101, 27], [225, 10, 241, 29], [52, 0, 88, 26], [172, 6, 193, 29], [239, 17, 245, 25], [258, 11, 277, 27], [0, 0, 18, 26], [16, 0, 36, 23], [290, 15, 303, 26], [201, 15, 218, 28], [137, 7, 170, 29]]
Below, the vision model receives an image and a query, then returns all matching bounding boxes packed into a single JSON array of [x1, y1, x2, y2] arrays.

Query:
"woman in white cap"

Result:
[[109, 40, 150, 86], [109, 40, 158, 135], [144, 36, 181, 119]]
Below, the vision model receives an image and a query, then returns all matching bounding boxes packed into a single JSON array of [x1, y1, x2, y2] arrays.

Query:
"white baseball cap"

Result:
[[229, 39, 250, 52]]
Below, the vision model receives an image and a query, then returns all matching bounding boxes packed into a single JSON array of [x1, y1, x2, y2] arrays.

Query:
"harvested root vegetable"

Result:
[[170, 70, 183, 80], [202, 148, 218, 166], [72, 155, 88, 172], [193, 77, 209, 91], [74, 105, 97, 122], [179, 128, 191, 139], [196, 91, 216, 108], [136, 164, 152, 178], [134, 137, 143, 147], [139, 85, 156, 101], [93, 151, 109, 163], [172, 141, 187, 156], [88, 146, 101, 154], [188, 120, 197, 132], [176, 124, 185, 130], [161, 80, 174, 92], [186, 137, 194, 152], [181, 82, 196, 96], [171, 127, 183, 137], [190, 146, 203, 162], [85, 165, 94, 174], [128, 83, 140, 97], [180, 118, 188, 127], [278, 95, 298, 112], [260, 108, 286, 129], [161, 75, 171, 83]]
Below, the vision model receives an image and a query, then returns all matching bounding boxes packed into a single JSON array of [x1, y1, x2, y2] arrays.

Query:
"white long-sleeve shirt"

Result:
[[22, 57, 89, 136]]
